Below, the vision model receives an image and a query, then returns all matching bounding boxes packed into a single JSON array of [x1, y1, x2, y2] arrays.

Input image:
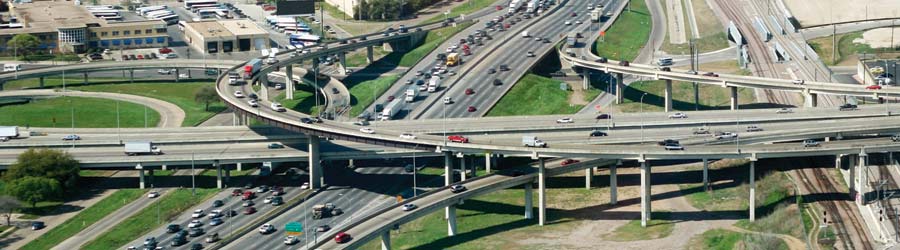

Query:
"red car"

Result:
[[495, 5, 502, 10], [243, 206, 257, 214], [231, 189, 243, 196], [263, 5, 276, 11], [560, 159, 580, 166], [136, 54, 144, 60], [703, 72, 719, 77], [465, 88, 474, 95], [242, 191, 255, 200], [570, 12, 577, 17], [387, 95, 395, 101], [467, 106, 477, 112], [448, 135, 469, 143], [158, 47, 173, 54], [867, 85, 883, 90], [335, 232, 351, 243]]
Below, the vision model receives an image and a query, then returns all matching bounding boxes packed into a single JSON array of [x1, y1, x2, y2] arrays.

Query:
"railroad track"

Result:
[[796, 164, 874, 250], [876, 165, 900, 238]]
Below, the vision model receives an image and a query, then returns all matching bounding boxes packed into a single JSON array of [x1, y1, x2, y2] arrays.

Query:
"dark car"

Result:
[[189, 228, 205, 237], [331, 87, 339, 94], [488, 68, 496, 74], [213, 200, 224, 207], [248, 93, 258, 100], [839, 103, 857, 111], [659, 67, 671, 72], [267, 143, 284, 149], [129, 54, 137, 60], [167, 224, 182, 233], [618, 60, 630, 66], [89, 53, 103, 60], [595, 57, 608, 63], [493, 79, 503, 86], [244, 206, 257, 214], [657, 139, 680, 146], [300, 117, 314, 124], [703, 72, 719, 77], [596, 114, 611, 119], [542, 38, 550, 43], [590, 130, 607, 137], [31, 221, 45, 230], [191, 243, 203, 250], [171, 236, 188, 246], [232, 189, 242, 196], [467, 106, 477, 112], [499, 64, 510, 71]]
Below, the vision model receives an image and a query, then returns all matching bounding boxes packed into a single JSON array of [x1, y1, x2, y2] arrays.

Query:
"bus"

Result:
[[156, 14, 179, 25], [198, 8, 228, 19], [289, 33, 320, 47], [137, 5, 167, 16], [566, 31, 579, 46], [214, 10, 230, 19], [282, 26, 313, 34], [145, 10, 174, 18], [184, 0, 217, 9], [178, 21, 188, 31], [190, 4, 221, 13], [85, 5, 115, 10]]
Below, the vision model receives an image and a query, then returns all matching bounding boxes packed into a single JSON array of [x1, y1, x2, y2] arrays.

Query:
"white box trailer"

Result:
[[124, 141, 162, 156], [380, 99, 405, 121], [0, 126, 19, 141], [427, 76, 441, 92]]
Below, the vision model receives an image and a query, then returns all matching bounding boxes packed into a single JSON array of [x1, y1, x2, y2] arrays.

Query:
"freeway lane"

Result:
[[0, 126, 306, 148]]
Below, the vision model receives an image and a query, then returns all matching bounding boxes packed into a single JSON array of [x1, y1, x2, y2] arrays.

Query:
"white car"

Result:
[[188, 220, 202, 228], [556, 117, 574, 123], [399, 133, 416, 139], [284, 236, 300, 245], [270, 102, 286, 112], [715, 132, 738, 140], [564, 21, 572, 25], [443, 97, 453, 104], [575, 20, 583, 24], [157, 69, 172, 75], [775, 108, 793, 114], [445, 47, 454, 53], [147, 191, 160, 198], [233, 91, 245, 98], [275, 83, 284, 90], [178, 73, 190, 79], [360, 127, 375, 134], [402, 204, 418, 211], [300, 182, 310, 189], [668, 112, 687, 119], [248, 99, 258, 107], [263, 197, 273, 204], [191, 209, 205, 218], [259, 224, 275, 234]]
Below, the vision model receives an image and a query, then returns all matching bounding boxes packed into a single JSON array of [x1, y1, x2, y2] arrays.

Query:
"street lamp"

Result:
[[639, 93, 648, 144], [413, 150, 418, 197], [70, 100, 75, 149]]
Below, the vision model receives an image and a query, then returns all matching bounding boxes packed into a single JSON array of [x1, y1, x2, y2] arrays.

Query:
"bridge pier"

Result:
[[447, 205, 458, 236], [585, 168, 592, 189], [582, 71, 590, 90], [286, 65, 294, 100], [147, 169, 154, 187], [458, 154, 467, 181], [129, 69, 134, 83], [749, 159, 756, 221], [804, 92, 818, 108], [729, 87, 738, 110], [216, 161, 223, 189], [835, 154, 842, 169], [236, 162, 243, 171], [444, 151, 452, 219], [308, 135, 322, 189], [337, 52, 347, 75], [610, 161, 619, 205], [664, 80, 673, 112], [484, 154, 492, 173], [615, 73, 624, 104], [703, 158, 709, 191], [367, 46, 375, 64], [224, 167, 230, 183], [0, 81, 5, 91], [381, 230, 391, 250], [640, 158, 651, 227], [857, 152, 868, 205], [39, 77, 45, 87], [82, 72, 88, 84], [538, 158, 546, 226], [175, 69, 180, 82], [524, 183, 533, 219], [137, 164, 146, 189]]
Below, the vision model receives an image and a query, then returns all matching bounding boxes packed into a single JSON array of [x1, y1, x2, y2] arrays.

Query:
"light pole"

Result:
[[413, 150, 418, 197], [154, 184, 159, 224], [116, 92, 121, 143], [639, 93, 647, 144], [70, 100, 75, 149]]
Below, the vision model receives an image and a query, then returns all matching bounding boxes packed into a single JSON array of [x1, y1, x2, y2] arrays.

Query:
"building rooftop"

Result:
[[218, 19, 267, 36], [185, 20, 233, 39], [3, 0, 102, 34]]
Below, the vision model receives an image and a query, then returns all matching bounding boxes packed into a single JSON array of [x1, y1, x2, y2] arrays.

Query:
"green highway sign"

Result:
[[285, 222, 303, 232]]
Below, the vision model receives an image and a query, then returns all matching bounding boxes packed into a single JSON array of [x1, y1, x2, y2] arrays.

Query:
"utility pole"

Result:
[[691, 38, 699, 110]]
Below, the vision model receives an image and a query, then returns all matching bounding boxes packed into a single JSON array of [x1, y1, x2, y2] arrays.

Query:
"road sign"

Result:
[[285, 222, 303, 232], [286, 231, 303, 236]]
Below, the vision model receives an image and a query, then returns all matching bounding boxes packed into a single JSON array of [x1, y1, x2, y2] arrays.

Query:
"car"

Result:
[[143, 237, 157, 247], [467, 106, 477, 112], [400, 133, 416, 139], [560, 159, 580, 166], [248, 93, 258, 100], [257, 186, 269, 193], [231, 189, 242, 196], [618, 60, 630, 66], [209, 209, 223, 218], [867, 85, 883, 90], [791, 79, 805, 85], [188, 219, 202, 228], [576, 20, 583, 24], [543, 38, 551, 43], [300, 182, 310, 189], [448, 135, 469, 143], [839, 103, 857, 111], [465, 88, 475, 95], [450, 184, 467, 193], [590, 130, 607, 137], [189, 228, 205, 237], [702, 72, 719, 77], [556, 117, 574, 123], [191, 209, 205, 218], [267, 143, 284, 149], [205, 233, 219, 243], [157, 69, 172, 75], [664, 143, 685, 150], [776, 108, 793, 114], [271, 186, 285, 195], [159, 47, 173, 54], [659, 67, 671, 72], [746, 125, 763, 132], [335, 232, 351, 243], [31, 221, 44, 230], [493, 79, 503, 86], [284, 235, 300, 245], [802, 139, 820, 147], [657, 139, 680, 146], [175, 229, 189, 238], [270, 102, 286, 112], [243, 200, 255, 206], [171, 236, 188, 246], [387, 95, 395, 102], [891, 135, 900, 142], [274, 83, 284, 90], [166, 224, 181, 233], [271, 196, 284, 205], [402, 204, 418, 211], [209, 218, 223, 226], [190, 243, 203, 250], [316, 224, 332, 232], [693, 127, 710, 134], [570, 12, 577, 17], [715, 132, 738, 140], [233, 91, 244, 98], [263, 197, 273, 204], [62, 134, 81, 141], [415, 71, 424, 76], [248, 99, 258, 107], [136, 55, 144, 60], [243, 206, 257, 214], [668, 112, 688, 119], [488, 68, 496, 74], [564, 20, 572, 25], [147, 191, 160, 198], [259, 224, 276, 234], [527, 51, 535, 57], [595, 113, 611, 119], [498, 64, 510, 71], [360, 127, 375, 134]]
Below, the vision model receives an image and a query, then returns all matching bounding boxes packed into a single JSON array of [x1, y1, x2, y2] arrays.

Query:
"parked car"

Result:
[[802, 139, 820, 147]]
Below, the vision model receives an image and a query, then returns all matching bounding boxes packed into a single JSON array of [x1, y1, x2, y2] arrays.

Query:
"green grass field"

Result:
[[72, 82, 225, 126], [422, 0, 498, 24], [688, 229, 789, 250], [274, 85, 321, 115], [488, 74, 583, 116], [82, 188, 217, 250], [614, 80, 757, 112], [397, 22, 475, 67], [0, 96, 160, 128], [808, 30, 900, 65], [347, 74, 401, 116], [21, 189, 146, 250], [604, 212, 674, 241], [593, 0, 651, 61]]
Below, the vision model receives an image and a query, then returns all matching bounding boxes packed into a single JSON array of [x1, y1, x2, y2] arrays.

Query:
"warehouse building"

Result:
[[181, 19, 269, 54]]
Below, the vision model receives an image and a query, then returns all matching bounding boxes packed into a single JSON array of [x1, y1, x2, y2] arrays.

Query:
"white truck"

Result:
[[509, 0, 522, 12], [522, 136, 547, 147], [124, 141, 162, 156], [590, 9, 601, 22], [427, 76, 441, 93], [0, 126, 19, 141], [380, 99, 405, 121], [404, 86, 418, 102]]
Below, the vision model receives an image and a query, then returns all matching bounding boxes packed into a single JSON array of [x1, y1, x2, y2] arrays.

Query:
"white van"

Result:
[[657, 57, 673, 66], [521, 31, 529, 38], [3, 64, 20, 72]]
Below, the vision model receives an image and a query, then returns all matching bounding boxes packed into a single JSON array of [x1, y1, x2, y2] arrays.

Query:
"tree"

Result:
[[5, 148, 79, 188], [194, 85, 219, 111], [0, 196, 21, 226], [7, 34, 40, 61], [4, 177, 62, 208]]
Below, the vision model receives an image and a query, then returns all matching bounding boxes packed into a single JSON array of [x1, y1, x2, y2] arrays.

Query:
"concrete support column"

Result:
[[583, 71, 590, 90], [447, 205, 457, 236], [380, 230, 391, 250], [524, 183, 533, 219], [39, 77, 45, 87], [703, 158, 709, 191], [175, 69, 180, 82], [83, 72, 88, 84], [138, 167, 145, 189], [285, 65, 294, 100], [148, 169, 154, 187], [858, 152, 868, 205], [640, 159, 651, 227], [585, 168, 593, 189], [804, 92, 818, 108], [615, 73, 625, 104], [161, 164, 167, 170], [366, 46, 374, 63], [236, 162, 243, 171], [348, 159, 355, 168], [485, 154, 492, 173], [610, 162, 619, 205], [749, 159, 756, 221], [224, 168, 230, 183], [835, 154, 842, 169], [129, 69, 134, 83], [729, 86, 738, 110], [459, 155, 467, 182], [850, 155, 857, 195], [260, 73, 269, 87], [664, 80, 673, 112], [308, 135, 322, 189], [216, 162, 223, 189], [445, 151, 452, 220], [538, 158, 546, 226], [0, 81, 4, 91], [338, 52, 347, 74]]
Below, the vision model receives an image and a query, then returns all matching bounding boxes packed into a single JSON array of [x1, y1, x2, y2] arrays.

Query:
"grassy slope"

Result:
[[73, 82, 225, 126], [593, 0, 652, 61], [347, 74, 401, 116], [0, 96, 160, 128], [604, 212, 674, 241], [660, 0, 730, 54], [488, 74, 583, 116], [422, 0, 498, 24], [614, 80, 756, 112]]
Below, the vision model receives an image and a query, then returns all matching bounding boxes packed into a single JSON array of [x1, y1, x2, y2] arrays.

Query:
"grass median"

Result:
[[487, 74, 584, 116], [347, 74, 401, 117], [72, 81, 225, 126], [81, 188, 218, 250], [613, 80, 757, 112], [422, 0, 498, 24], [20, 189, 146, 250], [349, 22, 475, 68], [593, 0, 651, 61], [0, 96, 160, 128], [274, 85, 321, 115]]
